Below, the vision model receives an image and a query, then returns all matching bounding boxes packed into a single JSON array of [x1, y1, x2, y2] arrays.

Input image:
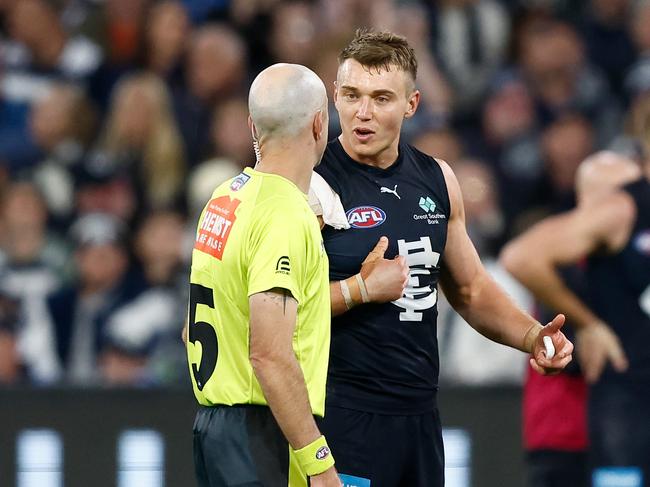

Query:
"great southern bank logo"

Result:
[[414, 196, 446, 225], [346, 206, 386, 228], [419, 196, 436, 213]]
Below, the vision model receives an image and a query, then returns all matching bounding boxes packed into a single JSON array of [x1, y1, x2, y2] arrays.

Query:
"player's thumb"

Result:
[[545, 314, 566, 334], [363, 236, 389, 264]]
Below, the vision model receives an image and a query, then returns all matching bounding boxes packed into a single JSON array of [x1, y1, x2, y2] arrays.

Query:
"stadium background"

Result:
[[0, 0, 647, 485]]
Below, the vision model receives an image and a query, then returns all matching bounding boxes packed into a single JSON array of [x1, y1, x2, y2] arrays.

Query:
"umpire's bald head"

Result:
[[248, 63, 328, 141]]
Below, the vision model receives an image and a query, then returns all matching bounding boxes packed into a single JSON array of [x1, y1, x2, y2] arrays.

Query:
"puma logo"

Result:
[[380, 184, 401, 199]]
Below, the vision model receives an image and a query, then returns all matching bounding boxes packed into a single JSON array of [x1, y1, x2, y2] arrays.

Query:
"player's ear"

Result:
[[333, 81, 339, 103], [404, 89, 420, 120]]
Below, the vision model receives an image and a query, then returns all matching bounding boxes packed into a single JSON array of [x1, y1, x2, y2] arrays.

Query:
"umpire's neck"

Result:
[[253, 115, 326, 194]]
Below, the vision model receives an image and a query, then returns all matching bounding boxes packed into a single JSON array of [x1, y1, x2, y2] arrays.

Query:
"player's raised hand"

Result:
[[360, 237, 409, 303], [576, 321, 628, 383], [310, 467, 342, 486], [530, 314, 574, 375]]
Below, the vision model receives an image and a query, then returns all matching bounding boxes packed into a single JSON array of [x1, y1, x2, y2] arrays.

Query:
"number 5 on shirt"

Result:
[[188, 283, 218, 391]]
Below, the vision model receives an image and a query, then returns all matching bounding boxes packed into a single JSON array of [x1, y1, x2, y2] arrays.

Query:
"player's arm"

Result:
[[329, 237, 409, 316], [249, 288, 338, 482], [437, 160, 573, 374], [499, 191, 635, 381]]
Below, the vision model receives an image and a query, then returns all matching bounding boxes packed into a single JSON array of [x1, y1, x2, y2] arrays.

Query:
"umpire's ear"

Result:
[[312, 110, 325, 142], [248, 115, 259, 142]]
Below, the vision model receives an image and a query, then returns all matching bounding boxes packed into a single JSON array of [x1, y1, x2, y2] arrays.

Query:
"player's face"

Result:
[[334, 59, 419, 167]]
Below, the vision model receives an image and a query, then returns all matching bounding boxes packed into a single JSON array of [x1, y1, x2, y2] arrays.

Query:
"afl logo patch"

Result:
[[346, 206, 386, 228], [315, 446, 330, 460], [634, 230, 650, 256], [230, 172, 250, 191]]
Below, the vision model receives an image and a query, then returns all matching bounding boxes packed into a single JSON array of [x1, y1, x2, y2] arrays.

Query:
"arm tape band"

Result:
[[523, 323, 544, 353], [339, 279, 354, 310], [355, 273, 370, 303], [292, 435, 335, 476]]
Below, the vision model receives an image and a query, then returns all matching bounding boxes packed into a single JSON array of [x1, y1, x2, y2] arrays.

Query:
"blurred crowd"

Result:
[[0, 0, 648, 387]]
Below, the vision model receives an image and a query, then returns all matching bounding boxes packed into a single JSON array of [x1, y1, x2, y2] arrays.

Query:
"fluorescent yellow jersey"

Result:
[[187, 167, 331, 417]]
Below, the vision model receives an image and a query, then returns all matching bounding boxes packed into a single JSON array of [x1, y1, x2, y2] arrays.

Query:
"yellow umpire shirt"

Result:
[[187, 167, 331, 417]]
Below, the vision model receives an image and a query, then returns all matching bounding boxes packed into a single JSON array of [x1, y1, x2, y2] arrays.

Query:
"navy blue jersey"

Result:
[[586, 178, 650, 383], [316, 138, 450, 414]]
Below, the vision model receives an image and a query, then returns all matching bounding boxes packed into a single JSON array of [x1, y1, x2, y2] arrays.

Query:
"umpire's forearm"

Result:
[[251, 353, 322, 450]]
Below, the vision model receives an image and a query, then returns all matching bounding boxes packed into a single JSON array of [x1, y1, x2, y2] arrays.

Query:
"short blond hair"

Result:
[[339, 29, 417, 83]]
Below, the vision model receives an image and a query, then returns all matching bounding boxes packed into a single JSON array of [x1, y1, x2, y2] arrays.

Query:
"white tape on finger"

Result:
[[543, 336, 555, 359]]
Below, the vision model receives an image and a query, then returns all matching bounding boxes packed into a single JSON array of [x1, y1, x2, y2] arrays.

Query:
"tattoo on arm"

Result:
[[261, 288, 294, 315]]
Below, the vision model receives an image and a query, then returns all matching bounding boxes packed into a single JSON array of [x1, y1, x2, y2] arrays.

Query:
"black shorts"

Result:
[[193, 404, 308, 487], [317, 405, 445, 487], [525, 450, 589, 487], [589, 381, 650, 485]]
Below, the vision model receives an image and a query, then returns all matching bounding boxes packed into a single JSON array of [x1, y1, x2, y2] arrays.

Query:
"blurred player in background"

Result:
[[501, 147, 650, 484], [503, 151, 641, 487], [186, 64, 340, 487], [312, 29, 574, 487]]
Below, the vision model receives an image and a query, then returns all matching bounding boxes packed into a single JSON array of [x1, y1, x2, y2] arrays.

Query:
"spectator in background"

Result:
[[413, 127, 465, 166], [101, 210, 188, 386], [73, 151, 138, 226], [268, 0, 317, 66], [431, 0, 510, 116], [0, 291, 20, 383], [3, 0, 102, 81], [623, 0, 650, 106], [176, 24, 247, 165], [478, 72, 544, 238], [46, 212, 140, 385], [517, 18, 620, 143], [0, 181, 68, 383], [541, 113, 595, 210], [318, 0, 383, 38], [99, 72, 186, 211], [312, 37, 352, 139], [453, 159, 506, 256], [579, 0, 635, 96], [628, 0, 650, 61], [209, 97, 254, 166], [28, 84, 96, 165], [102, 0, 149, 66], [0, 0, 101, 172], [133, 210, 187, 291], [27, 83, 97, 221], [141, 0, 189, 85]]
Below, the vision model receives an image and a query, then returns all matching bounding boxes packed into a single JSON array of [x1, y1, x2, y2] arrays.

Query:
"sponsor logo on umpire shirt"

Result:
[[230, 172, 250, 191], [275, 256, 291, 275]]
